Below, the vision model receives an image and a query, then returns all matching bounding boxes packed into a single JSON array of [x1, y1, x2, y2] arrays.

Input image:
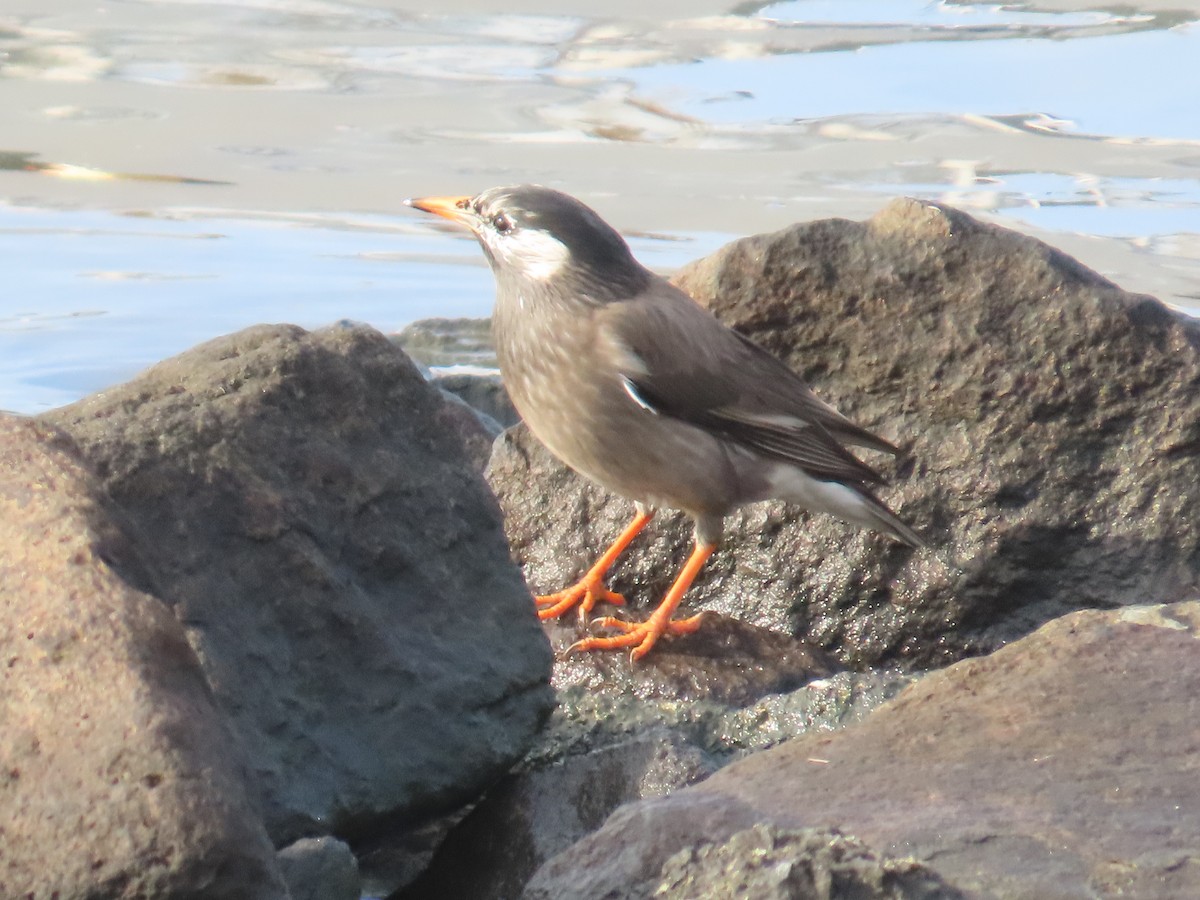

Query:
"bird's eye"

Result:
[[491, 213, 513, 234]]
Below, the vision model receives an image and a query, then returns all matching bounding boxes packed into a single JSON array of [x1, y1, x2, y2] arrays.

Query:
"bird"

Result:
[[406, 185, 924, 660]]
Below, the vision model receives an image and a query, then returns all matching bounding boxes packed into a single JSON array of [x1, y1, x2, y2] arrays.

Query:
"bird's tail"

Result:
[[859, 489, 927, 549], [769, 467, 927, 550], [857, 487, 968, 577], [844, 487, 926, 549]]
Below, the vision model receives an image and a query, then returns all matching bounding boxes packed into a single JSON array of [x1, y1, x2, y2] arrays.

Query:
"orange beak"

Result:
[[404, 195, 475, 227]]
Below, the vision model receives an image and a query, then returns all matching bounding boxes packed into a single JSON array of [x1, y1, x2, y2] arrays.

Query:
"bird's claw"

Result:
[[536, 577, 626, 621], [566, 613, 706, 662]]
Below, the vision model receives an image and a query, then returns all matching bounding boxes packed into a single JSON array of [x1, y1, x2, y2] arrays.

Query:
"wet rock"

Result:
[[0, 415, 286, 899], [40, 324, 554, 852], [544, 611, 837, 705], [541, 668, 913, 769], [277, 836, 360, 900], [528, 601, 1200, 899], [488, 199, 1200, 668], [395, 318, 518, 451], [393, 316, 497, 369]]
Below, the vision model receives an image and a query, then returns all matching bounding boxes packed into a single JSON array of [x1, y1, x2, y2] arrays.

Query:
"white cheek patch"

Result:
[[489, 229, 570, 280]]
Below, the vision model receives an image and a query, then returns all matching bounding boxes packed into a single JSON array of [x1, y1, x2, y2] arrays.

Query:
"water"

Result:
[[0, 205, 727, 409], [2, 0, 1198, 413]]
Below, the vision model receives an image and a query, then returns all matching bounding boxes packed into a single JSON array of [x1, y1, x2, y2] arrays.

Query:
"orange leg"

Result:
[[568, 540, 716, 661], [536, 509, 654, 621]]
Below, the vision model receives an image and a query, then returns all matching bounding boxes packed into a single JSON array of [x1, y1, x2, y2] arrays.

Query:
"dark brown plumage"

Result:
[[406, 185, 923, 659]]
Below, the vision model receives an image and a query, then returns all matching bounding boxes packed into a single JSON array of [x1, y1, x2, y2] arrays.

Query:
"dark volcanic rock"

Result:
[[41, 324, 554, 849], [0, 415, 286, 899], [528, 601, 1200, 899], [488, 199, 1200, 668]]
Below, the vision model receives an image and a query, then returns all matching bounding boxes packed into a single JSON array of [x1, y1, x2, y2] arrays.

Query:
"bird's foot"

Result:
[[568, 613, 705, 662], [535, 576, 626, 622]]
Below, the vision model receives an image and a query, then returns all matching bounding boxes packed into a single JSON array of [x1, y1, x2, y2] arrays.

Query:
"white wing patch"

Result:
[[719, 409, 812, 430], [621, 375, 659, 414]]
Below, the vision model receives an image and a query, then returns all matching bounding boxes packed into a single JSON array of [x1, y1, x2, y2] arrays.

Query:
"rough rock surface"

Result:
[[277, 836, 360, 900], [40, 324, 555, 848], [488, 199, 1200, 668], [435, 371, 520, 431], [431, 385, 502, 469], [402, 730, 714, 900], [527, 601, 1200, 899], [545, 610, 838, 704], [654, 823, 964, 900], [0, 415, 286, 899], [400, 669, 911, 900]]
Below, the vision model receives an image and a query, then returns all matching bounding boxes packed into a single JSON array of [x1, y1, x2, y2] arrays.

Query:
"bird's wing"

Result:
[[597, 281, 889, 486]]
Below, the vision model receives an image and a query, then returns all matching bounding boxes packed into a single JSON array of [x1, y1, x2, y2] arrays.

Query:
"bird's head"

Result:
[[405, 185, 650, 303]]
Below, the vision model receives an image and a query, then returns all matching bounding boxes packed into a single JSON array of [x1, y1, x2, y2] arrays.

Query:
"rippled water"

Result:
[[2, 0, 1198, 413]]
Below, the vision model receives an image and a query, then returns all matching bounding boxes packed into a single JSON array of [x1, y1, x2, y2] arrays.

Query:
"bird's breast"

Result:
[[493, 299, 614, 451], [491, 300, 744, 517]]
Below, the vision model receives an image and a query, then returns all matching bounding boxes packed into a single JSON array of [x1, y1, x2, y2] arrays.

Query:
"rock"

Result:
[[402, 730, 714, 900], [434, 371, 520, 430], [654, 823, 965, 900], [432, 385, 502, 469], [522, 792, 763, 900], [488, 199, 1200, 668], [544, 611, 838, 705], [0, 415, 286, 899], [396, 318, 520, 442], [356, 809, 472, 900], [393, 317, 497, 369], [526, 601, 1200, 899], [401, 669, 912, 900], [277, 836, 360, 900], [40, 324, 555, 858]]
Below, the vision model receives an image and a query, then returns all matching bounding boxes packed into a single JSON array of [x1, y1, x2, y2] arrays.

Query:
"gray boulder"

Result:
[[0, 415, 286, 899], [40, 323, 555, 848]]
